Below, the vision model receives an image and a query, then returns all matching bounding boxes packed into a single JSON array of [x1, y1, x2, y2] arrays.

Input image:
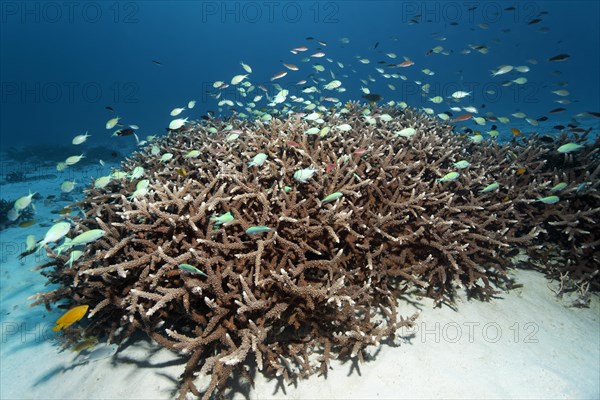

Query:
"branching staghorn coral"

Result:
[[31, 106, 599, 399]]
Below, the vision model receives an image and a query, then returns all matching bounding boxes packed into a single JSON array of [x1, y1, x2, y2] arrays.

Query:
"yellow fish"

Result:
[[52, 305, 89, 332], [176, 167, 188, 177], [18, 220, 37, 228]]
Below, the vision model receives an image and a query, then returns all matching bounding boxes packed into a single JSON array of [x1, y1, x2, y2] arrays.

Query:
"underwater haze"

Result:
[[1, 1, 599, 149], [1, 1, 600, 400]]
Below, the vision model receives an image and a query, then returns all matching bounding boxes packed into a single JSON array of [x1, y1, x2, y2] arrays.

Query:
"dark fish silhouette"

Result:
[[549, 108, 566, 114], [152, 60, 162, 65], [113, 128, 135, 136], [361, 93, 382, 102], [548, 54, 570, 62]]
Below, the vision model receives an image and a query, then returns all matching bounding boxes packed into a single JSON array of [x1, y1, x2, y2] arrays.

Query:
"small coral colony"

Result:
[[7, 20, 599, 400]]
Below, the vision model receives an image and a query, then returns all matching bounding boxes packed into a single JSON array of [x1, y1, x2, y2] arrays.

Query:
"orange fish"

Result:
[[452, 113, 473, 122], [52, 305, 89, 332], [511, 128, 522, 136], [516, 167, 527, 175], [398, 60, 414, 67]]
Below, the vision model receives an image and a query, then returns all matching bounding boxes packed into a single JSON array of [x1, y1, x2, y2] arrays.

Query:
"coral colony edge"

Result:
[[27, 103, 599, 399]]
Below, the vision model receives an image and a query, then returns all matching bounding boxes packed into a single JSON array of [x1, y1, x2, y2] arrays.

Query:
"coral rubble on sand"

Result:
[[32, 105, 599, 399]]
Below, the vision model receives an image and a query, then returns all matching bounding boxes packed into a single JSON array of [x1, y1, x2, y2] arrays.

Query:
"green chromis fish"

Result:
[[94, 176, 111, 189], [245, 226, 272, 235], [576, 182, 590, 193], [129, 187, 148, 200], [184, 150, 201, 158], [537, 195, 560, 204], [557, 143, 583, 154], [321, 192, 343, 204], [210, 211, 234, 225], [14, 190, 36, 211], [25, 235, 36, 252], [178, 263, 207, 277], [60, 181, 77, 193], [111, 171, 128, 180], [129, 166, 144, 181], [69, 229, 105, 246], [469, 134, 484, 144], [479, 182, 499, 193], [66, 250, 84, 268], [550, 182, 567, 192], [37, 222, 71, 249], [160, 153, 174, 162], [437, 171, 460, 182], [394, 127, 416, 137], [57, 229, 105, 254], [293, 168, 316, 183], [136, 179, 150, 191], [248, 153, 268, 167], [453, 160, 471, 169]]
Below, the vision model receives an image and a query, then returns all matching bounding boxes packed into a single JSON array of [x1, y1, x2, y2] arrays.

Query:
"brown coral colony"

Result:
[[33, 105, 599, 399]]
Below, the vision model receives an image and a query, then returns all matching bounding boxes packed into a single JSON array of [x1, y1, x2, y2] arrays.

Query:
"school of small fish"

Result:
[[7, 4, 599, 349]]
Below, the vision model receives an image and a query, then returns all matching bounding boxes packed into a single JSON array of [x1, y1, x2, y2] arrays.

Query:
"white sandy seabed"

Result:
[[0, 170, 599, 400]]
